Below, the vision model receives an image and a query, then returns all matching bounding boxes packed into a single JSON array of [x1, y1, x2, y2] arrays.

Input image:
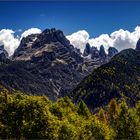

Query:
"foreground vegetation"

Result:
[[0, 90, 140, 140]]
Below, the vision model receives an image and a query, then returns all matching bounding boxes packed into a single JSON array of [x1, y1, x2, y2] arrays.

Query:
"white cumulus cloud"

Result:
[[88, 34, 113, 53], [131, 26, 140, 41], [66, 30, 89, 52], [0, 29, 20, 56], [110, 29, 135, 51], [0, 28, 42, 56], [21, 28, 41, 39], [67, 26, 140, 53], [0, 26, 140, 56]]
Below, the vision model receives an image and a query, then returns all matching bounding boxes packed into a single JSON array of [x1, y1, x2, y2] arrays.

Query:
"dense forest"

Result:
[[0, 87, 140, 139]]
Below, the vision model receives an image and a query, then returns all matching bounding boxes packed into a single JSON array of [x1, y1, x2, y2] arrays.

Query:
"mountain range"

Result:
[[0, 28, 118, 101], [0, 28, 139, 111]]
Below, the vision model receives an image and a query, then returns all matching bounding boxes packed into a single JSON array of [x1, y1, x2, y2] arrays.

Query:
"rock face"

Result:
[[136, 39, 140, 51], [13, 34, 39, 60], [0, 45, 8, 61]]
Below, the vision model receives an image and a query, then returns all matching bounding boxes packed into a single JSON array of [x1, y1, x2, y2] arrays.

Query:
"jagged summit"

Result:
[[12, 28, 84, 71], [12, 28, 75, 61], [83, 43, 91, 56], [32, 28, 70, 49], [83, 43, 118, 58], [82, 43, 118, 60], [99, 45, 106, 57]]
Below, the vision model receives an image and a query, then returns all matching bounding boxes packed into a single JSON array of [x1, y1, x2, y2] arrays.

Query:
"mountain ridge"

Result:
[[71, 48, 140, 109]]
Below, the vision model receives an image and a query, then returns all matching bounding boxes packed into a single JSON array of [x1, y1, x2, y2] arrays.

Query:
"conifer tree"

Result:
[[77, 100, 91, 118], [108, 99, 118, 124], [98, 108, 107, 124]]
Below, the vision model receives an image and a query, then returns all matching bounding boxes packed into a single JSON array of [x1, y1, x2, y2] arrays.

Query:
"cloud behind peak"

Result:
[[0, 26, 140, 56], [67, 26, 140, 53], [0, 28, 42, 56]]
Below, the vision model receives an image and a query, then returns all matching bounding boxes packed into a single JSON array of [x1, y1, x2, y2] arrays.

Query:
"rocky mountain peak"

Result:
[[83, 43, 118, 59], [83, 43, 100, 59], [42, 28, 56, 34], [9, 28, 87, 99], [32, 28, 70, 49], [42, 28, 64, 38], [99, 45, 106, 57], [136, 39, 140, 50], [83, 43, 91, 56], [12, 28, 75, 61], [12, 28, 84, 69], [82, 44, 118, 73]]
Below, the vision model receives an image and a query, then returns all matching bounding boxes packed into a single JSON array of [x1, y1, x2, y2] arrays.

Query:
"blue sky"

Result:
[[0, 1, 140, 56], [0, 1, 140, 37]]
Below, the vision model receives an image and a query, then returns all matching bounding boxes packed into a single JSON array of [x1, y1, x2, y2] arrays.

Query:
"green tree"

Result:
[[58, 122, 78, 140], [98, 108, 107, 124], [108, 99, 118, 124], [114, 100, 140, 139], [77, 100, 91, 118], [81, 117, 112, 140]]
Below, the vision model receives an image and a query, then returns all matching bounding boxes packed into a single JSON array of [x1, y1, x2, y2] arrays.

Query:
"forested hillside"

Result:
[[71, 49, 140, 109]]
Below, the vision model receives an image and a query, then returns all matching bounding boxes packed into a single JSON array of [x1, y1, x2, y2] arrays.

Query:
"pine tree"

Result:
[[108, 99, 118, 124], [77, 100, 91, 118], [98, 108, 107, 124]]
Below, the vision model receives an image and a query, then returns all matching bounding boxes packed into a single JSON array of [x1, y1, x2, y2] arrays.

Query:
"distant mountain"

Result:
[[82, 43, 118, 73], [83, 43, 118, 59], [71, 49, 140, 109]]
